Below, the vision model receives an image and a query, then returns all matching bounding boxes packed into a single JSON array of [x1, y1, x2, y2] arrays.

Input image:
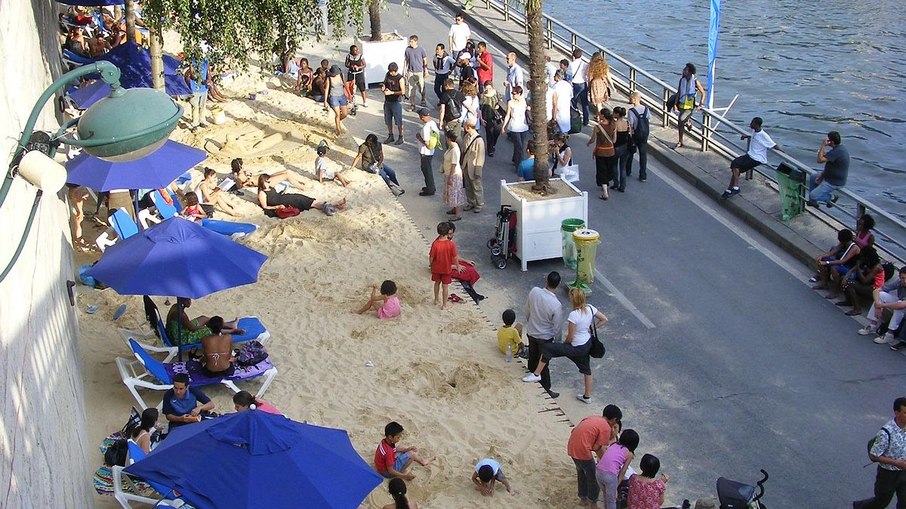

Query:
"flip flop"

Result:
[[845, 310, 861, 316], [86, 305, 98, 314], [113, 304, 127, 321], [448, 293, 464, 303]]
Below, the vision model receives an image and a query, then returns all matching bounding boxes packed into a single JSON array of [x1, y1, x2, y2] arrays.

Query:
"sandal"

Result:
[[599, 194, 608, 201], [448, 293, 464, 303], [673, 143, 683, 150], [845, 310, 861, 316]]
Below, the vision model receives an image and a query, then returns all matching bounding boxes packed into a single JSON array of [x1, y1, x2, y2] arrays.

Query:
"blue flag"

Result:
[[707, 0, 721, 109]]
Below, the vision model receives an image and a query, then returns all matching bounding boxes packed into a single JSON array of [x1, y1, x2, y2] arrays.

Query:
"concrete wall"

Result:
[[0, 1, 92, 507]]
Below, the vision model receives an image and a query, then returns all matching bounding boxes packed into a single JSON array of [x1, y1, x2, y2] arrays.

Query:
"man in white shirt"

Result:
[[504, 52, 524, 103], [567, 49, 590, 125], [523, 271, 563, 398], [416, 108, 440, 196], [721, 117, 780, 199], [448, 13, 471, 53]]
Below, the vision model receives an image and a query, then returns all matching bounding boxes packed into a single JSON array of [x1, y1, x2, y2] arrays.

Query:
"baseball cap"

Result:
[[417, 107, 431, 117]]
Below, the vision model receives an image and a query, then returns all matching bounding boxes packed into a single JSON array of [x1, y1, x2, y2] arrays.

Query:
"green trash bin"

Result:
[[776, 162, 806, 222], [561, 218, 586, 270], [570, 229, 601, 293]]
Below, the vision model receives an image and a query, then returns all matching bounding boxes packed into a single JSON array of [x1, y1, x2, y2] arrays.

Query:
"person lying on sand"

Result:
[[229, 157, 308, 193], [257, 174, 347, 217]]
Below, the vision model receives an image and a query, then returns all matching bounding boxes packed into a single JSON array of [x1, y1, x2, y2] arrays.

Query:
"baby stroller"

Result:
[[717, 469, 768, 509], [487, 205, 517, 269]]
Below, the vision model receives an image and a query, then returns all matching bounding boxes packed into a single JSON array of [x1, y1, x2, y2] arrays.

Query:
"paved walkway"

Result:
[[318, 1, 903, 506]]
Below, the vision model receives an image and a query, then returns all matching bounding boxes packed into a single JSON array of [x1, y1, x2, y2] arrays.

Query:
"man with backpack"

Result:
[[438, 78, 465, 146], [854, 397, 906, 509], [627, 92, 650, 182]]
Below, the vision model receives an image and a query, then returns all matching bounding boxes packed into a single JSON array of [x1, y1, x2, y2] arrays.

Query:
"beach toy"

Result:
[[86, 305, 98, 314], [211, 106, 226, 125], [113, 304, 127, 321], [248, 93, 257, 101], [365, 360, 374, 368]]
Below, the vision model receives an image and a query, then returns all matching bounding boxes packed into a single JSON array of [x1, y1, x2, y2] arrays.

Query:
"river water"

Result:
[[545, 0, 906, 219]]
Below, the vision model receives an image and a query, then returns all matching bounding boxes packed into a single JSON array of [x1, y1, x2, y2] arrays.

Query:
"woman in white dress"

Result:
[[551, 70, 573, 133]]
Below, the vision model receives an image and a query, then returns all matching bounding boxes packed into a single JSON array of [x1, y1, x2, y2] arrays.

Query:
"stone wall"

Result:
[[0, 1, 92, 507]]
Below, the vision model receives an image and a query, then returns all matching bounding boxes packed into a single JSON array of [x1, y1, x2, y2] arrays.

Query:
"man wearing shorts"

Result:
[[404, 35, 429, 111], [344, 45, 367, 107], [382, 62, 406, 145], [722, 117, 778, 199]]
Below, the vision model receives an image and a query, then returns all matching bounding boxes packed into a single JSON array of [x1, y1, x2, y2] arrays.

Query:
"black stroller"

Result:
[[717, 470, 769, 509], [487, 205, 517, 269]]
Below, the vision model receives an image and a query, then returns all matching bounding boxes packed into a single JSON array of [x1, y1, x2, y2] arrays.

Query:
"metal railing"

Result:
[[480, 0, 906, 262]]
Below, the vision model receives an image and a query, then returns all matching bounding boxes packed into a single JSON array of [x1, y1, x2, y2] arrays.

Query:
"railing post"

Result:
[[571, 33, 577, 53], [702, 112, 711, 152], [629, 68, 637, 92], [485, 0, 490, 9], [661, 89, 670, 128], [546, 18, 553, 49], [504, 0, 509, 21]]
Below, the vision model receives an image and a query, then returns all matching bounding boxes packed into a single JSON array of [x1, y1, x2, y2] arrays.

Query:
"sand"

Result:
[[78, 42, 582, 508]]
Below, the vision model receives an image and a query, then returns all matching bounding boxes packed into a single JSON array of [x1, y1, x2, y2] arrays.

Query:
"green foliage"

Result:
[[144, 0, 368, 69]]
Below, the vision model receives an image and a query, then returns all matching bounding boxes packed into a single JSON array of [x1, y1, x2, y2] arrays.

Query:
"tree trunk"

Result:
[[124, 0, 137, 45], [149, 26, 165, 91], [525, 0, 551, 192], [368, 0, 382, 41]]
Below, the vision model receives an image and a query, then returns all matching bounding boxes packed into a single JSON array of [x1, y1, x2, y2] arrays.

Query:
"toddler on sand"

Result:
[[498, 309, 527, 359], [316, 143, 351, 187], [374, 421, 435, 480], [429, 221, 462, 310], [471, 457, 516, 496], [356, 280, 401, 319]]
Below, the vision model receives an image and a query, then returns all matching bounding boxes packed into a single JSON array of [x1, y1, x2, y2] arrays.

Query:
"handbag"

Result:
[[276, 205, 300, 219], [560, 163, 580, 183], [589, 308, 605, 358]]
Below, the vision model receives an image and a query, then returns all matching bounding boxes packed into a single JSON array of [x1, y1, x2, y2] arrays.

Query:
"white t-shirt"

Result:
[[568, 59, 588, 84], [475, 458, 501, 475], [567, 304, 598, 347], [449, 23, 471, 52], [316, 156, 334, 180], [747, 129, 776, 164], [460, 95, 480, 124], [507, 99, 529, 133], [421, 120, 440, 156]]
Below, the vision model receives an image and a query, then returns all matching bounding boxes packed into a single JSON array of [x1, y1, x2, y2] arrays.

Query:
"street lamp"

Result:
[[0, 60, 183, 282]]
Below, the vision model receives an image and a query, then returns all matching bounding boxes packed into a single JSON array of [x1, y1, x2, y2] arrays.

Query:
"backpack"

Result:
[[631, 106, 649, 143], [427, 128, 441, 150], [568, 106, 582, 134], [867, 427, 891, 465], [443, 91, 463, 121], [103, 438, 128, 467], [236, 340, 268, 367]]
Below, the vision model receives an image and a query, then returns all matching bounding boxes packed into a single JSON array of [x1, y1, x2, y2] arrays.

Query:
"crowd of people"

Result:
[[60, 4, 146, 60]]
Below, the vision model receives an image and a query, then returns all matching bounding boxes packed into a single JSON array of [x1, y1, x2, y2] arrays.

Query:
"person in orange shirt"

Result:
[[567, 404, 623, 507]]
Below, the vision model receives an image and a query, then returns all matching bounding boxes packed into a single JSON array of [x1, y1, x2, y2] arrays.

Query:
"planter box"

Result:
[[500, 179, 589, 271], [358, 32, 407, 86]]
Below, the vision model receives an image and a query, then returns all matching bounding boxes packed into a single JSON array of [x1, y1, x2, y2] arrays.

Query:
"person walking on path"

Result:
[[461, 119, 486, 213], [854, 397, 906, 509], [568, 49, 590, 126], [325, 65, 350, 136], [475, 41, 493, 93], [479, 82, 504, 157], [567, 405, 623, 507], [672, 63, 705, 150], [523, 271, 563, 398], [589, 108, 617, 200], [442, 130, 465, 221], [438, 78, 465, 146], [808, 130, 850, 208], [627, 92, 650, 182], [504, 52, 525, 103], [502, 85, 530, 167], [382, 62, 407, 145], [416, 108, 440, 196], [722, 117, 778, 199], [404, 35, 429, 111], [448, 12, 471, 53]]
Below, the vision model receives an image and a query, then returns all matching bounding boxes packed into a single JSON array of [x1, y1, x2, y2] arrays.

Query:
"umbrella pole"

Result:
[[134, 191, 142, 230], [177, 301, 184, 361]]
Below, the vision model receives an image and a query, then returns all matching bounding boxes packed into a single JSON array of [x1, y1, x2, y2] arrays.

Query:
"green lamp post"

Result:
[[0, 60, 183, 282]]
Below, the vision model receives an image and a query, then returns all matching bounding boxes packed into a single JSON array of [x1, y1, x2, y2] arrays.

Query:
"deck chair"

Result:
[[111, 442, 183, 508], [110, 208, 140, 239], [116, 338, 278, 410], [151, 191, 180, 219]]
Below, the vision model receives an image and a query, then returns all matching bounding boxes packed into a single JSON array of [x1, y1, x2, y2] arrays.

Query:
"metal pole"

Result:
[[661, 88, 670, 128], [702, 112, 711, 152], [629, 68, 637, 92], [546, 18, 553, 49]]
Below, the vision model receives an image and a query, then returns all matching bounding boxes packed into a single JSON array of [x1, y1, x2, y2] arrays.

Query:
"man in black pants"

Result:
[[523, 271, 563, 398], [854, 397, 906, 509]]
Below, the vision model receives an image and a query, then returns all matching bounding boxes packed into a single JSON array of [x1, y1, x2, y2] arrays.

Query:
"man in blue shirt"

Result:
[[516, 145, 537, 181], [187, 58, 209, 131], [162, 373, 214, 429], [808, 130, 849, 207]]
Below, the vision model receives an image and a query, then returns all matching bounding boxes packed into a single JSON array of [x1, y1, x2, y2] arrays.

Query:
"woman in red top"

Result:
[[627, 454, 671, 509]]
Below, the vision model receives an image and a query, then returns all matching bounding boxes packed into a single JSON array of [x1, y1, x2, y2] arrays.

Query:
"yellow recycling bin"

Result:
[[571, 229, 601, 293]]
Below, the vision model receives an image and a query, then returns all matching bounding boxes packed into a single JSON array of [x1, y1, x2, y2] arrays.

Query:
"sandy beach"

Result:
[[77, 39, 583, 509]]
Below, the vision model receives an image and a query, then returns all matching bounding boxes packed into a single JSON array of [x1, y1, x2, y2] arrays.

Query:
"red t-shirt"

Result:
[[567, 416, 613, 460], [429, 238, 458, 275], [374, 438, 396, 474], [477, 51, 493, 83]]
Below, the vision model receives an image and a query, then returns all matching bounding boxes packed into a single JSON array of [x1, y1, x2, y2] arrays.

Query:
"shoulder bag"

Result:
[[588, 307, 605, 358]]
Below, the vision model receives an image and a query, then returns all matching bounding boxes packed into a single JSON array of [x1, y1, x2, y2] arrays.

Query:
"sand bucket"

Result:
[[211, 106, 226, 125]]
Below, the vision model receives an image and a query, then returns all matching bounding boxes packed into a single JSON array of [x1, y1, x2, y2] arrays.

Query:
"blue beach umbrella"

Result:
[[98, 42, 190, 95], [66, 139, 206, 191], [124, 410, 382, 509], [85, 217, 267, 299], [67, 80, 114, 110]]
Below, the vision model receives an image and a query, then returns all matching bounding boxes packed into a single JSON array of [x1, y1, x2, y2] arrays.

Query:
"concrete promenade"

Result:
[[332, 1, 903, 505]]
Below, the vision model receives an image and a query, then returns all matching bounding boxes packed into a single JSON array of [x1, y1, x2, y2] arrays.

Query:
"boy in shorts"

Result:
[[429, 221, 461, 310], [345, 45, 367, 108], [315, 142, 350, 187], [374, 421, 435, 480], [471, 458, 515, 496]]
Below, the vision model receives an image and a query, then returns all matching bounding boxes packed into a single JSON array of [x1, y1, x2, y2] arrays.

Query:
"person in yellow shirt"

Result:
[[497, 309, 526, 358]]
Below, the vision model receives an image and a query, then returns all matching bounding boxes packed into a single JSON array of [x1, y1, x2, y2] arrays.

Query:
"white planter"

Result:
[[358, 32, 407, 86], [500, 179, 589, 271]]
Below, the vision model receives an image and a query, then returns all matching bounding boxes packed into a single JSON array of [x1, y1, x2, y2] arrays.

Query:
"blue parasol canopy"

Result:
[[124, 410, 382, 509], [65, 139, 205, 191]]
